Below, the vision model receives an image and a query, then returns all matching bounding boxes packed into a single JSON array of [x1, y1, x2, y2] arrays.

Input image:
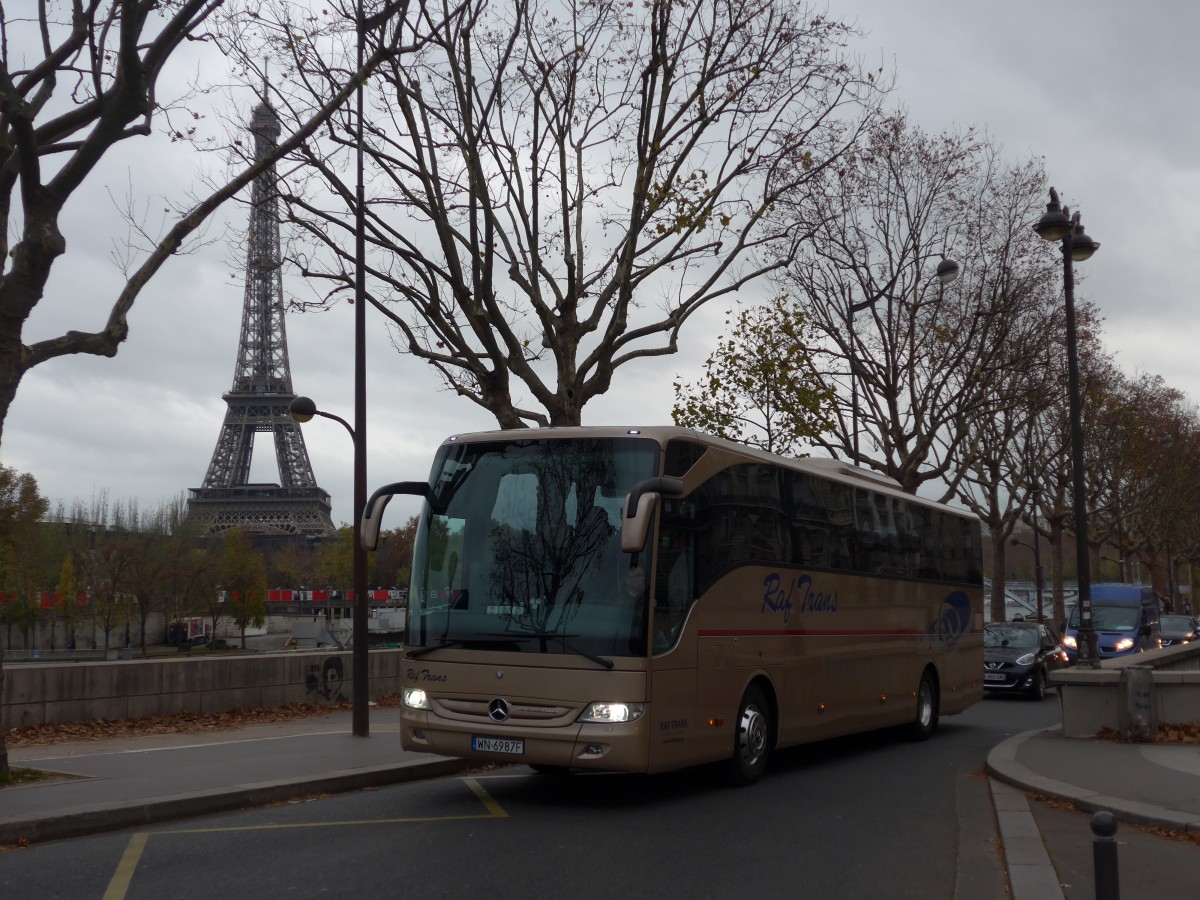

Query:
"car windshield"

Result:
[[406, 436, 659, 659], [985, 625, 1038, 649], [1160, 615, 1194, 634], [1067, 604, 1140, 631]]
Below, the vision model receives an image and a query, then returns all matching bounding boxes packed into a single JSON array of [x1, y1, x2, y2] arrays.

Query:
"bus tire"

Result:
[[906, 670, 939, 742], [728, 685, 772, 785]]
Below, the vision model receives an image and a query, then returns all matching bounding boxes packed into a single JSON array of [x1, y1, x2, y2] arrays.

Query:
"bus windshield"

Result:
[[1067, 604, 1140, 632], [407, 436, 659, 660]]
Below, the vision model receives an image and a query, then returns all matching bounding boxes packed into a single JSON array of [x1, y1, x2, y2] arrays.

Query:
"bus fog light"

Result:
[[403, 687, 430, 710], [578, 701, 645, 723]]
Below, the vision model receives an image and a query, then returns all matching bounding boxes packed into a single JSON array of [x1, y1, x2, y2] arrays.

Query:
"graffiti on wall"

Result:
[[305, 656, 347, 704]]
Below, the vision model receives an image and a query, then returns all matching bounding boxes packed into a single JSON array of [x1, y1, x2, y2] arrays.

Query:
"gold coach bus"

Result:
[[362, 427, 983, 784]]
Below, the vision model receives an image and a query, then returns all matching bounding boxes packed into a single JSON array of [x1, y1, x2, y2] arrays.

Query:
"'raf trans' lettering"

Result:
[[406, 668, 448, 684], [762, 573, 839, 624]]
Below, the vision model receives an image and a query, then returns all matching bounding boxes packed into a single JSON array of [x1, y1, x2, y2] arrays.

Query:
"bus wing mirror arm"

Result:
[[361, 481, 431, 551], [620, 477, 684, 553]]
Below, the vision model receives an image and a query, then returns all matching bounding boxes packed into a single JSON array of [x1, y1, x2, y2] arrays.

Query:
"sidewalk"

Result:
[[3, 714, 1199, 897], [987, 726, 1200, 899], [0, 709, 467, 845]]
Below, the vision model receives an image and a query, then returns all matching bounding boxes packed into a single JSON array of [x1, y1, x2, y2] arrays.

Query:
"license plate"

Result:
[[984, 673, 1006, 682], [471, 735, 525, 754]]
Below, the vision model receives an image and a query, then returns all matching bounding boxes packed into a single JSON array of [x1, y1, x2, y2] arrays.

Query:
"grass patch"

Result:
[[0, 767, 55, 788]]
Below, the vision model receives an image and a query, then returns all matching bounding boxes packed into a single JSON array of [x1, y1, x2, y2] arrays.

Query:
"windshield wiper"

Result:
[[407, 638, 467, 659], [483, 631, 614, 669], [553, 638, 614, 670]]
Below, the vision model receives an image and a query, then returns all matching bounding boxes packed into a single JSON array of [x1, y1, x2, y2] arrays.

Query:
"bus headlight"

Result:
[[1114, 638, 1134, 652], [578, 702, 645, 723], [403, 687, 430, 710], [1062, 635, 1077, 650]]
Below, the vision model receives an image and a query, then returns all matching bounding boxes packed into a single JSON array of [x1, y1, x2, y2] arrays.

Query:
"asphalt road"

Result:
[[0, 695, 1063, 900]]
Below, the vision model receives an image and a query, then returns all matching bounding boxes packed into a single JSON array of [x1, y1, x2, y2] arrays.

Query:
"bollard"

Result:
[[1091, 810, 1119, 900]]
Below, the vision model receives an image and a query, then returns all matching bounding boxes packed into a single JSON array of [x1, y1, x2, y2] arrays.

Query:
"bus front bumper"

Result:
[[400, 709, 650, 773]]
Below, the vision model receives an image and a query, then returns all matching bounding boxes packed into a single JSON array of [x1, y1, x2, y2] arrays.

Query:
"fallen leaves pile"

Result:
[[1095, 721, 1200, 744], [5, 695, 404, 748]]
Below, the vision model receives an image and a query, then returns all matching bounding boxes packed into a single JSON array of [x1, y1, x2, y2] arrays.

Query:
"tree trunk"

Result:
[[990, 539, 1007, 623], [0, 646, 8, 775], [1050, 525, 1067, 630]]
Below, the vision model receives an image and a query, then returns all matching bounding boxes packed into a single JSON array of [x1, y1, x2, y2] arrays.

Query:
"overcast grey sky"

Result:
[[3, 0, 1197, 532]]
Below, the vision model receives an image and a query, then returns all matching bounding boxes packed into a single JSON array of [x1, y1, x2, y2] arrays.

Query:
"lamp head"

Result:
[[935, 257, 960, 285], [1033, 187, 1071, 243], [289, 395, 318, 423], [1068, 215, 1099, 261]]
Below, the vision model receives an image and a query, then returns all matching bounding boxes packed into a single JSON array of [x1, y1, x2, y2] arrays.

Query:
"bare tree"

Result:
[[955, 285, 1067, 621], [1089, 370, 1194, 591], [235, 0, 887, 427], [0, 0, 441, 772], [0, 0, 429, 444], [1020, 300, 1108, 629], [780, 117, 1058, 497]]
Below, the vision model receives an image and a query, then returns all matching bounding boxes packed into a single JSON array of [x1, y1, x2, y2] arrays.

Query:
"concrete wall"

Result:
[[1050, 643, 1200, 738], [1, 649, 406, 728]]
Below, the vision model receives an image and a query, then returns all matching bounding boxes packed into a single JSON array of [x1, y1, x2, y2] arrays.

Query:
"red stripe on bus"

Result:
[[697, 628, 984, 637]]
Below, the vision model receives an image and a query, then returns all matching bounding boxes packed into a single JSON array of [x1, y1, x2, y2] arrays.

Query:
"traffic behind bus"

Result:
[[362, 426, 984, 784]]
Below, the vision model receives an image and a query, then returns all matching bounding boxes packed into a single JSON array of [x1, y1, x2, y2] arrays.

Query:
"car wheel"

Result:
[[728, 685, 772, 786], [1026, 668, 1046, 702], [906, 669, 939, 741]]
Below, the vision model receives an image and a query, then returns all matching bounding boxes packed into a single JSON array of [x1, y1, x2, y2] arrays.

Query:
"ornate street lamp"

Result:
[[1033, 187, 1100, 666], [290, 395, 370, 736]]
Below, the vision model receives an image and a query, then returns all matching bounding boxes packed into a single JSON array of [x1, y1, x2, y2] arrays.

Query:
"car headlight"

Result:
[[1062, 635, 1077, 649], [1015, 653, 1035, 666], [1114, 638, 1134, 652], [578, 701, 645, 723], [403, 687, 430, 710]]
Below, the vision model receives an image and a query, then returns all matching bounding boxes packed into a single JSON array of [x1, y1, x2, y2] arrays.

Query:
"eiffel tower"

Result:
[[187, 91, 336, 540]]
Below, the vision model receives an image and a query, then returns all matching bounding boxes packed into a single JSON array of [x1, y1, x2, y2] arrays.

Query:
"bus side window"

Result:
[[656, 530, 693, 641]]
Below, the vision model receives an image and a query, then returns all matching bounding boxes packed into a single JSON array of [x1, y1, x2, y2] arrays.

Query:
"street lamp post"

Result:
[[1033, 187, 1100, 666], [290, 396, 370, 736], [350, 0, 369, 737], [845, 255, 960, 460]]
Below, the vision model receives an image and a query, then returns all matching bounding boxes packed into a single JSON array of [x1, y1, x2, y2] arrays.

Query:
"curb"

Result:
[[986, 726, 1200, 835], [990, 778, 1064, 900], [0, 758, 470, 847]]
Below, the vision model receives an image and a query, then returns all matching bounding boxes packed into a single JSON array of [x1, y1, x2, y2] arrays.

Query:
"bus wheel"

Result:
[[906, 670, 939, 742], [728, 685, 772, 785]]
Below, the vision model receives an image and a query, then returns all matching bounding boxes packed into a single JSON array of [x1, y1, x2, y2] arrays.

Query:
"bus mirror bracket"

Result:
[[361, 481, 431, 551], [621, 477, 684, 553]]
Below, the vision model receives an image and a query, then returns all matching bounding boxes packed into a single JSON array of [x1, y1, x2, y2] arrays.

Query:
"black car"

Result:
[[1159, 614, 1198, 647], [983, 622, 1069, 701]]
